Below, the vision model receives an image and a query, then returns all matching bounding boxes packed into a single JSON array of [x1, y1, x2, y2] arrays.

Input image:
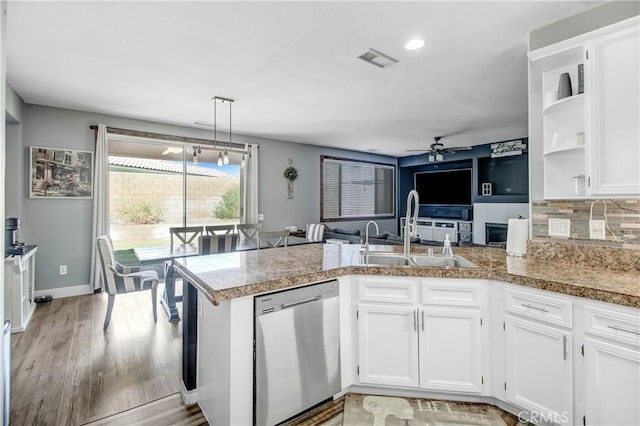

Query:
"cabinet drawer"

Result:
[[505, 288, 572, 328], [421, 279, 481, 307], [358, 277, 417, 304], [584, 305, 640, 347]]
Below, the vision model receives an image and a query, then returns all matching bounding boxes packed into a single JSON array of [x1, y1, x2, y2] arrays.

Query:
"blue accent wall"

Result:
[[398, 138, 528, 232]]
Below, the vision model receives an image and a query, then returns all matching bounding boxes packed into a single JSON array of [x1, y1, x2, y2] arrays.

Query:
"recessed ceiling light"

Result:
[[405, 39, 425, 50]]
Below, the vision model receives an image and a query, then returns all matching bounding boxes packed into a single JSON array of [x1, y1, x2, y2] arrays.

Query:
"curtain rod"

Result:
[[89, 125, 250, 150]]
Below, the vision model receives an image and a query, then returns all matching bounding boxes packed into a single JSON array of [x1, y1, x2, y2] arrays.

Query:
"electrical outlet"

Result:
[[258, 213, 264, 221], [548, 218, 571, 238], [590, 220, 606, 240], [59, 265, 68, 275]]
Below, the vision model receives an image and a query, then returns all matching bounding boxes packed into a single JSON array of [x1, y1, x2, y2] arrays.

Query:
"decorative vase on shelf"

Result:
[[558, 73, 573, 99]]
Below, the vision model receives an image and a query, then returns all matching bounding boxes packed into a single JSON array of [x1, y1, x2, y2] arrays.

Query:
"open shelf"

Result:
[[543, 145, 585, 156], [543, 93, 584, 114]]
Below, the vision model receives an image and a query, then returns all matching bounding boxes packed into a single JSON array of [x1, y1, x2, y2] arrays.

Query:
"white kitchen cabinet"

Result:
[[582, 303, 640, 425], [529, 16, 640, 199], [504, 315, 573, 425], [356, 277, 487, 393], [4, 247, 38, 333], [357, 304, 419, 388], [587, 25, 640, 196], [583, 337, 640, 426], [419, 307, 483, 393]]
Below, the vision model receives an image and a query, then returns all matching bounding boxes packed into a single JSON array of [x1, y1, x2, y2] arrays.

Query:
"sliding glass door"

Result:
[[108, 136, 240, 250]]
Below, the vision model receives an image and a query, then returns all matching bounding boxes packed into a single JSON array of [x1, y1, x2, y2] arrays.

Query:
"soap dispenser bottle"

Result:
[[442, 234, 453, 257]]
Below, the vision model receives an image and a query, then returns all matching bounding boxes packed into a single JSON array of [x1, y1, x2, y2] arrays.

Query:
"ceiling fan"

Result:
[[407, 136, 472, 162]]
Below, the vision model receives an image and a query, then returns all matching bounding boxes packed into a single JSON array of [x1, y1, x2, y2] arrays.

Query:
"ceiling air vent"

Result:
[[358, 48, 398, 69]]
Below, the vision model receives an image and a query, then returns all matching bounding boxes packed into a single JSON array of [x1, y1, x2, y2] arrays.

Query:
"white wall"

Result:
[[15, 105, 396, 292], [473, 203, 529, 245]]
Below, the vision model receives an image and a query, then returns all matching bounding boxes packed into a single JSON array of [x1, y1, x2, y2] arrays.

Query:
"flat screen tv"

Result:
[[414, 168, 472, 206]]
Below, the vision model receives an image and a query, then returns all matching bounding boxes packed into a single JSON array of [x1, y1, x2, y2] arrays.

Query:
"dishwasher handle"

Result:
[[281, 296, 321, 310]]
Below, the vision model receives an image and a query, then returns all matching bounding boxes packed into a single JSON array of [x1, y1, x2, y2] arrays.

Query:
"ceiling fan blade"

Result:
[[449, 146, 473, 151]]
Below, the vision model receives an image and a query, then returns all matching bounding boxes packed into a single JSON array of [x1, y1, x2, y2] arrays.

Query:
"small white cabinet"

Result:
[[582, 304, 640, 426], [504, 315, 573, 425], [4, 247, 38, 333], [419, 307, 482, 393], [357, 304, 419, 387]]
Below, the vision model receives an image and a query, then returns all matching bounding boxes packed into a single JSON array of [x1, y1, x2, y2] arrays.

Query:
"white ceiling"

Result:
[[7, 1, 598, 157]]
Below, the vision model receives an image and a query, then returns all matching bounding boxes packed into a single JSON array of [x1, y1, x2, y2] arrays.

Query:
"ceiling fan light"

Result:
[[223, 150, 229, 165], [428, 154, 435, 162], [217, 151, 223, 167], [436, 153, 444, 162]]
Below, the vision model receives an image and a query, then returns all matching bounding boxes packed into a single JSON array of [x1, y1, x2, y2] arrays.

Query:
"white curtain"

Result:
[[240, 144, 259, 224], [89, 124, 110, 290]]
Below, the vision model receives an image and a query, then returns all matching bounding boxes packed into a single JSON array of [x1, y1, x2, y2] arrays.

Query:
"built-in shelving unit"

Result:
[[539, 45, 586, 199], [529, 17, 640, 200]]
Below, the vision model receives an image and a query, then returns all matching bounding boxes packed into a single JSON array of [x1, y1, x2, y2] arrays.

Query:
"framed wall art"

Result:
[[29, 146, 94, 198]]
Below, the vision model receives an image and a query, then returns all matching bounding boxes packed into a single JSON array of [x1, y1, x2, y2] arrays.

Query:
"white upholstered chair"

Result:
[[96, 235, 159, 329]]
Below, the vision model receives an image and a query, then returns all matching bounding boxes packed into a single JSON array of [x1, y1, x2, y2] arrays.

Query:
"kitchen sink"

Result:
[[361, 253, 412, 266], [409, 254, 476, 268], [361, 252, 476, 268]]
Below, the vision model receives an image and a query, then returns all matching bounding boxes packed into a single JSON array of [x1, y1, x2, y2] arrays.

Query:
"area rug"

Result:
[[341, 393, 524, 426]]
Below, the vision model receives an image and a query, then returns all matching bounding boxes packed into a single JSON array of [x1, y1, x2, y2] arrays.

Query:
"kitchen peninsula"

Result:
[[173, 242, 640, 426]]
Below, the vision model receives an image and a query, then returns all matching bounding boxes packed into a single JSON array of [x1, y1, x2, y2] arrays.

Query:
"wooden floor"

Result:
[[84, 393, 206, 426], [10, 286, 183, 425]]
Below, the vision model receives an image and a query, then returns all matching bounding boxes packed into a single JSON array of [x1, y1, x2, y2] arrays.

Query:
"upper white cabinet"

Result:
[[587, 26, 640, 195], [529, 17, 640, 199]]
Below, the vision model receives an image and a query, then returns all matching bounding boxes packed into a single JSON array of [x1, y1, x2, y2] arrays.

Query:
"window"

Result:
[[321, 156, 395, 221]]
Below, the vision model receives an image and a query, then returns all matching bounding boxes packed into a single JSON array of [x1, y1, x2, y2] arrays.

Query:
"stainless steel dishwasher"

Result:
[[255, 280, 341, 426]]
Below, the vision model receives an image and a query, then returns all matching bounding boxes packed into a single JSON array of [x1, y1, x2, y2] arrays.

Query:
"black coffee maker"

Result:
[[5, 217, 25, 256]]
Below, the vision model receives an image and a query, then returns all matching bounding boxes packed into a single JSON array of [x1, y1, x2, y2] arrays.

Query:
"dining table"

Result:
[[133, 235, 314, 321]]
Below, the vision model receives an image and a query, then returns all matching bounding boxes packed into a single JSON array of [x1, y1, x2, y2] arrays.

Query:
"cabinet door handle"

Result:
[[521, 303, 549, 313], [563, 335, 568, 360], [413, 310, 417, 331], [607, 325, 640, 336], [421, 310, 425, 332]]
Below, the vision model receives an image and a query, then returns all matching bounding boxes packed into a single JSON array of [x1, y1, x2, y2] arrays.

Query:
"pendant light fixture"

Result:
[[212, 96, 234, 167], [192, 145, 201, 164]]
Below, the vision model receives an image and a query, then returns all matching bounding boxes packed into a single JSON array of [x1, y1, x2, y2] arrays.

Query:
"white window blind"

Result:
[[321, 156, 395, 220]]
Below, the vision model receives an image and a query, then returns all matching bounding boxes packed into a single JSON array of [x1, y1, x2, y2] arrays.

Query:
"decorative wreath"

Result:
[[284, 166, 298, 182]]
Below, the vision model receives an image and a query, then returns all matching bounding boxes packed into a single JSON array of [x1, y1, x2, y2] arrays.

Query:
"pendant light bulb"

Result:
[[241, 152, 246, 168], [223, 149, 229, 165], [217, 151, 223, 167]]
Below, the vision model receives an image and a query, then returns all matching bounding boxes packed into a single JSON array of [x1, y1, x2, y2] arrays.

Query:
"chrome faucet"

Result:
[[364, 220, 380, 258], [404, 190, 420, 257]]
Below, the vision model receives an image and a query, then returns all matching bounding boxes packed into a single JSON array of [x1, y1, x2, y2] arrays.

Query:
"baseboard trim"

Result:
[[180, 381, 198, 406], [35, 284, 94, 299]]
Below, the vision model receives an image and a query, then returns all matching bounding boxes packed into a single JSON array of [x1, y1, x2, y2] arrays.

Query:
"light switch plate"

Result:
[[258, 213, 264, 221], [549, 218, 571, 238], [590, 220, 606, 240]]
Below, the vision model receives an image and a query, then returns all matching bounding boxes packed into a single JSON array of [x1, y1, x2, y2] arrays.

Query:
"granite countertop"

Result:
[[173, 243, 640, 308]]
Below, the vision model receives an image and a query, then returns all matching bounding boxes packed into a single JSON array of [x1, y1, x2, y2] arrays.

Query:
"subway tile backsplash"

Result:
[[531, 199, 640, 250]]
